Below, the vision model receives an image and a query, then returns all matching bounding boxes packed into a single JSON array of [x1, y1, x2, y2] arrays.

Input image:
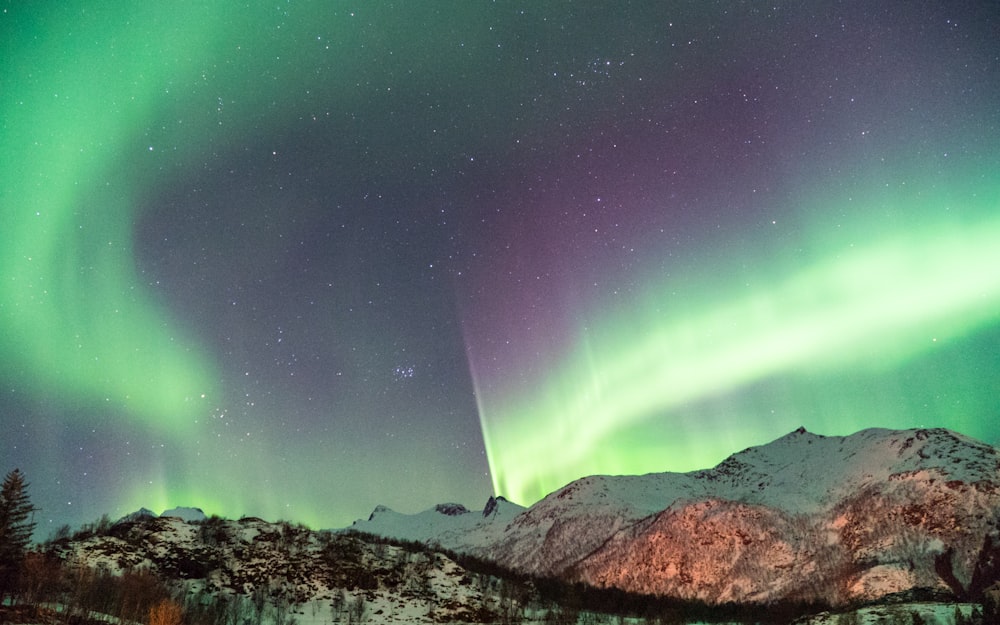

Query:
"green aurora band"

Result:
[[1, 1, 478, 433], [0, 5, 232, 429], [476, 199, 1000, 505], [3, 1, 999, 523], [1, 1, 491, 525], [0, 3, 351, 521], [0, 0, 372, 428]]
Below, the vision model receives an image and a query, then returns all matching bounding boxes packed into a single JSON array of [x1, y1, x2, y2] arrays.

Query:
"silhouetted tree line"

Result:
[[5, 549, 305, 625], [0, 471, 229, 625]]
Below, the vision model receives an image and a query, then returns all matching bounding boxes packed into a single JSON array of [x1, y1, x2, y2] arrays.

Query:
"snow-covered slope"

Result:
[[690, 427, 1000, 512], [355, 427, 1000, 607], [349, 496, 525, 553], [47, 514, 544, 624], [797, 602, 982, 625]]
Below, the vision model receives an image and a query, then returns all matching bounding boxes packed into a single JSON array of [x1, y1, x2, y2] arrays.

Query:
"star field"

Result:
[[1, 2, 998, 534]]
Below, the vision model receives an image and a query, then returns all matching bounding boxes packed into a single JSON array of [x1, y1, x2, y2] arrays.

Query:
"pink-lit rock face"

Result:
[[569, 483, 989, 606], [339, 428, 1000, 607], [462, 428, 1000, 607], [571, 499, 806, 603]]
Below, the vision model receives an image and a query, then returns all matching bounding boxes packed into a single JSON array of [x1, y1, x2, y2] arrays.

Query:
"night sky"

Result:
[[2, 1, 999, 536]]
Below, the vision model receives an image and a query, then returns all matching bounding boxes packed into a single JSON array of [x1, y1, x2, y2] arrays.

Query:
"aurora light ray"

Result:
[[472, 201, 1000, 505]]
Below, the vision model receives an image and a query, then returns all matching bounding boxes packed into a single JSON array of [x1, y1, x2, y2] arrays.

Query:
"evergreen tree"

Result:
[[0, 468, 37, 601]]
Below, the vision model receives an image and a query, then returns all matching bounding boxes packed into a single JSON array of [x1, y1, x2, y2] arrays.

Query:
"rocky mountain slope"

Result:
[[45, 513, 534, 624], [37, 426, 1000, 622], [353, 427, 1000, 607]]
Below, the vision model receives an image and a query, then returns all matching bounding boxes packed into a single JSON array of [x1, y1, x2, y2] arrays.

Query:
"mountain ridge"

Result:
[[349, 426, 1000, 606], [107, 426, 1000, 610]]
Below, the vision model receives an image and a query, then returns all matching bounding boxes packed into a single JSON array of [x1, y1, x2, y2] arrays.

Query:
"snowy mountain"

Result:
[[117, 507, 158, 523], [116, 506, 209, 524], [354, 427, 1000, 607], [160, 506, 208, 522], [350, 495, 525, 553], [36, 426, 1000, 622], [44, 514, 549, 624]]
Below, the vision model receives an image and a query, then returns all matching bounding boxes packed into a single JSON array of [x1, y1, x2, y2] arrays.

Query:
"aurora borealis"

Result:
[[2, 2, 998, 534]]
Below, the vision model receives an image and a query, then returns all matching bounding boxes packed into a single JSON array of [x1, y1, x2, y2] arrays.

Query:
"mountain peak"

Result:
[[160, 506, 207, 522], [367, 504, 395, 521], [117, 507, 157, 524], [483, 495, 508, 518]]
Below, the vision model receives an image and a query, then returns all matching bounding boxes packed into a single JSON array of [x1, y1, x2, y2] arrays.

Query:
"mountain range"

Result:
[[350, 427, 1000, 606], [44, 427, 1000, 622]]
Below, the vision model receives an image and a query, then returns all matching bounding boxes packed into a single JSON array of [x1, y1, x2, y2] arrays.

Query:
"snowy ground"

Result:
[[793, 602, 980, 625], [5, 600, 982, 624], [244, 600, 983, 625]]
